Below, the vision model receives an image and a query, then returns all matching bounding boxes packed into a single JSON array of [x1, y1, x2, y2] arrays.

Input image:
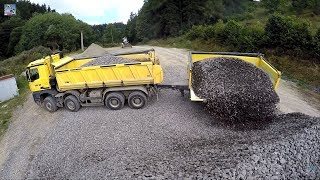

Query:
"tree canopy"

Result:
[[0, 0, 54, 58], [15, 13, 94, 53]]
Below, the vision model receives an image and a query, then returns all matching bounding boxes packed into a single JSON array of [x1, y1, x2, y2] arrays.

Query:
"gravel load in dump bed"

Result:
[[73, 43, 107, 59], [192, 57, 280, 124], [80, 54, 138, 67]]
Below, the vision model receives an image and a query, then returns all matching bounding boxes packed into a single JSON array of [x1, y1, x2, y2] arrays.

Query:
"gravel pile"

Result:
[[80, 54, 138, 67], [192, 57, 280, 125], [231, 112, 320, 179], [24, 100, 320, 179], [73, 43, 107, 59]]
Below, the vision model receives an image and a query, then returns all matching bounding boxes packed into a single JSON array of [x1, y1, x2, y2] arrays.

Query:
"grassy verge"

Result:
[[0, 46, 52, 138], [146, 37, 320, 91], [266, 54, 320, 89], [146, 37, 228, 52], [0, 76, 29, 137]]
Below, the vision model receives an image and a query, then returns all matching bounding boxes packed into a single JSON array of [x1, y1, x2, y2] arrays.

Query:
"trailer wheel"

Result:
[[128, 91, 147, 109], [43, 96, 58, 112], [105, 92, 125, 110], [64, 95, 81, 112]]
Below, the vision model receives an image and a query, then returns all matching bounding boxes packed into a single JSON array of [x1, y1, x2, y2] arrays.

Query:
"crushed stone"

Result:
[[192, 57, 280, 125]]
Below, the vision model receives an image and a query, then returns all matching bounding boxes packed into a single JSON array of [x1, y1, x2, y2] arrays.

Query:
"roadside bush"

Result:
[[265, 14, 313, 54], [314, 29, 320, 59], [203, 25, 216, 39], [0, 46, 51, 76], [236, 23, 266, 52], [221, 20, 242, 48], [186, 25, 206, 40], [186, 22, 224, 40], [185, 20, 266, 52], [213, 20, 226, 41]]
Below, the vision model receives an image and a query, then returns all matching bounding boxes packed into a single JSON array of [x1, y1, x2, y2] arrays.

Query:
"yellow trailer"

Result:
[[26, 50, 163, 112], [187, 52, 281, 102]]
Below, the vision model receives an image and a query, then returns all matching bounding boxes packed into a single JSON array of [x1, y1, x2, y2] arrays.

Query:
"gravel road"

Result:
[[0, 46, 319, 179]]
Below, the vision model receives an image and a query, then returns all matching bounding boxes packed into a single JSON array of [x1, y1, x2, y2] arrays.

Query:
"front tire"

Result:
[[64, 95, 81, 112], [43, 96, 58, 112], [128, 91, 147, 109], [105, 92, 125, 110]]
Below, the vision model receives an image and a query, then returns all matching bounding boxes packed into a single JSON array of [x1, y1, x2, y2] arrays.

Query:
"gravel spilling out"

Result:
[[192, 57, 280, 124], [80, 54, 138, 67]]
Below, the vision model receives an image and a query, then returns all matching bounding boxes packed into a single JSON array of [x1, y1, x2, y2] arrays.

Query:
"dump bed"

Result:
[[51, 49, 163, 92], [188, 52, 281, 102], [55, 62, 163, 91]]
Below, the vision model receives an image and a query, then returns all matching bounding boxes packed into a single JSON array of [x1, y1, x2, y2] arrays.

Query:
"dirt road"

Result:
[[0, 46, 319, 179]]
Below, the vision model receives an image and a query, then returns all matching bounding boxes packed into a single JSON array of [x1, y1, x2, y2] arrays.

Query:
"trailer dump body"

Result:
[[113, 49, 159, 64], [188, 52, 281, 102], [55, 62, 163, 91]]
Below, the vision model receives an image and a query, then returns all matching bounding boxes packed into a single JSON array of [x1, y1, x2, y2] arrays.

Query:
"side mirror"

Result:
[[54, 50, 64, 58], [59, 51, 64, 58]]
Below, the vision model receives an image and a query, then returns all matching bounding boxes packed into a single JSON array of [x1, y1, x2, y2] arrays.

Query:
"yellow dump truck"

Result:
[[27, 50, 281, 113], [187, 52, 281, 102], [26, 50, 163, 112]]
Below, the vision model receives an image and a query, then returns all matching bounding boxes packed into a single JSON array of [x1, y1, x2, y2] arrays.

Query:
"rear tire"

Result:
[[64, 95, 81, 112], [128, 91, 147, 109], [43, 96, 58, 112], [105, 92, 125, 110]]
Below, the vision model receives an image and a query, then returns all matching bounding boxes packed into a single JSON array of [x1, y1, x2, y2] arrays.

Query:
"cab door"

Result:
[[27, 65, 51, 92]]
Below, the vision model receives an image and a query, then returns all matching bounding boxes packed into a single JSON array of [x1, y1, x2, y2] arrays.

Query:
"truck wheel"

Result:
[[105, 92, 125, 110], [43, 96, 58, 112], [128, 91, 147, 109], [64, 95, 81, 112]]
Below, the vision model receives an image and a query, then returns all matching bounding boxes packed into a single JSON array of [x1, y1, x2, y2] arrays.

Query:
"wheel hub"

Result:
[[67, 101, 75, 110], [46, 102, 52, 110], [133, 97, 142, 106], [110, 98, 120, 107]]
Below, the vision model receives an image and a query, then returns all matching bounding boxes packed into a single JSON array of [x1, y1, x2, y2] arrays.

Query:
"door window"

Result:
[[30, 68, 39, 81]]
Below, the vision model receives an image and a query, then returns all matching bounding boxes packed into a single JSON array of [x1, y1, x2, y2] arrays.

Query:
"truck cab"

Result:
[[26, 58, 52, 92], [26, 54, 62, 107]]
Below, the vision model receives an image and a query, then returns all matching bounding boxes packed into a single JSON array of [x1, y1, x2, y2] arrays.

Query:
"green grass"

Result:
[[238, 7, 320, 33], [146, 36, 228, 52], [266, 54, 320, 88], [0, 76, 29, 137]]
